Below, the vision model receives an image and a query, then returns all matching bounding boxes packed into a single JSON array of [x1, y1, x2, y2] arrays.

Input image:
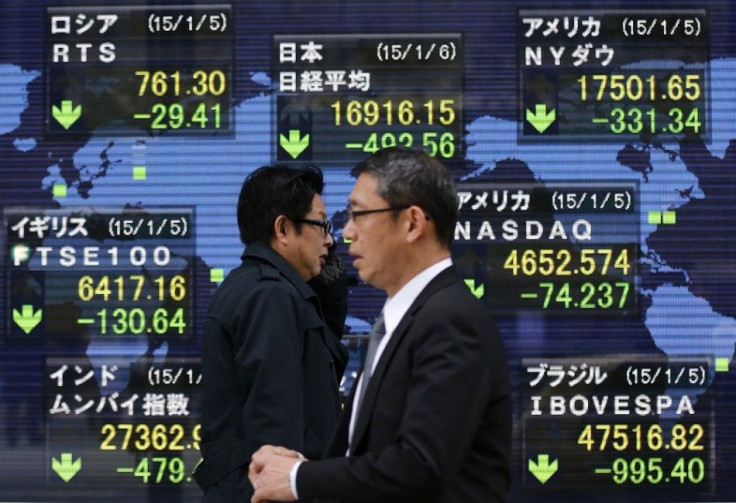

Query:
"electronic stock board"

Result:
[[1, 1, 735, 501]]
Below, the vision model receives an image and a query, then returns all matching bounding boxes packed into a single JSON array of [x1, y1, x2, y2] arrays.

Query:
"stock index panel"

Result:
[[1, 1, 735, 502]]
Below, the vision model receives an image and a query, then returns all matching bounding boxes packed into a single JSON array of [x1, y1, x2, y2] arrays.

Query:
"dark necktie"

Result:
[[354, 312, 386, 414]]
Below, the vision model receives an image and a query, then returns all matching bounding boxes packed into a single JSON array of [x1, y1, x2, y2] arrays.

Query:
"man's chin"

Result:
[[356, 269, 370, 283]]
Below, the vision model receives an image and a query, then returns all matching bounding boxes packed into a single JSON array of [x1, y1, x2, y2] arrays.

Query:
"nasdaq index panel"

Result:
[[1, 0, 735, 501]]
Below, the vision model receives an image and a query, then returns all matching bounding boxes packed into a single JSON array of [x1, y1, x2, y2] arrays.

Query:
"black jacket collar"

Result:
[[241, 242, 316, 301]]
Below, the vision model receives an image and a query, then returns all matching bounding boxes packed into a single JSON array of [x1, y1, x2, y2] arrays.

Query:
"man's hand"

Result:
[[249, 445, 303, 503]]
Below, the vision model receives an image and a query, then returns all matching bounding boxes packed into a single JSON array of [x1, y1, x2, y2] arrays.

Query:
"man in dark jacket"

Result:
[[195, 164, 348, 501]]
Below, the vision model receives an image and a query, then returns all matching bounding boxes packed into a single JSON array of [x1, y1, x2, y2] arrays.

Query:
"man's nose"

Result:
[[325, 231, 334, 247], [343, 218, 356, 241]]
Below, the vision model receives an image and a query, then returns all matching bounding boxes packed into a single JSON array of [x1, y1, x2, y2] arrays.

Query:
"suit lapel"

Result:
[[349, 267, 457, 453]]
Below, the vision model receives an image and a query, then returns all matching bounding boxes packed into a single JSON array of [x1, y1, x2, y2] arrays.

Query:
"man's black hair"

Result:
[[237, 164, 325, 245]]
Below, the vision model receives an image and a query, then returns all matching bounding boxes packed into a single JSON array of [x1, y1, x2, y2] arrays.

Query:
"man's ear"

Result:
[[406, 205, 430, 243], [273, 215, 290, 245]]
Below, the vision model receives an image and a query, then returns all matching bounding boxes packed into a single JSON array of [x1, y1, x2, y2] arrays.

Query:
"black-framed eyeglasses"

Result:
[[347, 206, 410, 221], [293, 218, 333, 236]]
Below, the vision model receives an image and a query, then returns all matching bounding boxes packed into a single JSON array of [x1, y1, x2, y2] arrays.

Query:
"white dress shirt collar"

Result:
[[348, 257, 454, 451], [375, 257, 453, 371]]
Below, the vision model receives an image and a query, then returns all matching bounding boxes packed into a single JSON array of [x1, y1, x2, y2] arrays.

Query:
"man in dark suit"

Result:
[[249, 148, 511, 502], [195, 165, 348, 501]]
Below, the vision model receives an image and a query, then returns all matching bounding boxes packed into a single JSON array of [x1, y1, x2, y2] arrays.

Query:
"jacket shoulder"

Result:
[[424, 276, 484, 310], [257, 262, 280, 281], [207, 261, 296, 316]]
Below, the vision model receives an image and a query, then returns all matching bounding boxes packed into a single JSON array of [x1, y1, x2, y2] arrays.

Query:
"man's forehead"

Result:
[[349, 174, 383, 204], [310, 193, 327, 215]]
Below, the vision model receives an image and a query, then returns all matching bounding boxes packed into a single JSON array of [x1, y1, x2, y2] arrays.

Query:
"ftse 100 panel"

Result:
[[1, 1, 734, 501]]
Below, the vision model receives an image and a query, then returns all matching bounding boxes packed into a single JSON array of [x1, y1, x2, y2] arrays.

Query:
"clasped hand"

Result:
[[248, 445, 304, 503]]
